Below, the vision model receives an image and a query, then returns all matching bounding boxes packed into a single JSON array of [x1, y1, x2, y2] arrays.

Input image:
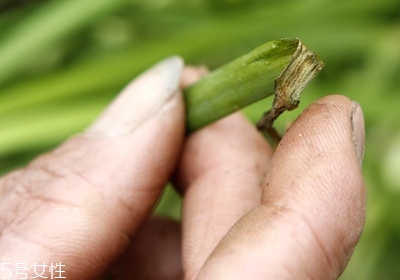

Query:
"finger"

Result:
[[0, 57, 184, 279], [111, 216, 182, 280], [108, 65, 208, 280], [174, 113, 273, 279], [196, 95, 366, 279], [180, 65, 208, 88]]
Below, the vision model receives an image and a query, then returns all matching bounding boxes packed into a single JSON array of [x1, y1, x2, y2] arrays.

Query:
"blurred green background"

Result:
[[0, 0, 399, 278]]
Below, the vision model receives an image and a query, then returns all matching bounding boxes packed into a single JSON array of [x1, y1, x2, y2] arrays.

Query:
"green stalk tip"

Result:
[[183, 38, 324, 133]]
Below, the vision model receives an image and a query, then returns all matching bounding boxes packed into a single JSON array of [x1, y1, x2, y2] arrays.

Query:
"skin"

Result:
[[0, 56, 365, 280]]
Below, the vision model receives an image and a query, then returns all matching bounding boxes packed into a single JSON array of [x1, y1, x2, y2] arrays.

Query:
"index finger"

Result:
[[0, 57, 184, 279]]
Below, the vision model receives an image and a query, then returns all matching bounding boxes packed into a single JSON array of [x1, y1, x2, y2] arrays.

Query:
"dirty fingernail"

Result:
[[351, 101, 365, 166], [88, 56, 184, 137]]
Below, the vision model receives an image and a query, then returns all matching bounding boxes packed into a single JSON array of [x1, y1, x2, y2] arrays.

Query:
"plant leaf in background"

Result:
[[0, 0, 400, 279]]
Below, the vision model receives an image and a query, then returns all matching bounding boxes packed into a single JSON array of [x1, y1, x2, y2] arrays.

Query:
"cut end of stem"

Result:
[[184, 38, 324, 135], [256, 39, 325, 136]]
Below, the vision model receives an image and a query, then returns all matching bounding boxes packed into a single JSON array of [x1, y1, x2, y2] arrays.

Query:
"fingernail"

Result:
[[351, 102, 365, 166], [88, 56, 184, 137]]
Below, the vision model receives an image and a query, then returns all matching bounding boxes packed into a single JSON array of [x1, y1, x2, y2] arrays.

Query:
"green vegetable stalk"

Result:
[[184, 38, 325, 134]]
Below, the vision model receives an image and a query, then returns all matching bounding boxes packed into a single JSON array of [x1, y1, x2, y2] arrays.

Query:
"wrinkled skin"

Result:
[[0, 57, 365, 280]]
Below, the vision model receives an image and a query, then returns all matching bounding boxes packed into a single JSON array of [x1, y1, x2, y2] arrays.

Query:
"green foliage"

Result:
[[0, 0, 399, 278]]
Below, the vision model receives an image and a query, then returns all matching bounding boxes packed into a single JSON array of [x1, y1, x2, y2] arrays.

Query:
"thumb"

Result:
[[197, 95, 366, 280]]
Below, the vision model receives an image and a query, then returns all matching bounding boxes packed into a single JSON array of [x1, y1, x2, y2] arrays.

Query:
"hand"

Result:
[[0, 57, 365, 279]]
